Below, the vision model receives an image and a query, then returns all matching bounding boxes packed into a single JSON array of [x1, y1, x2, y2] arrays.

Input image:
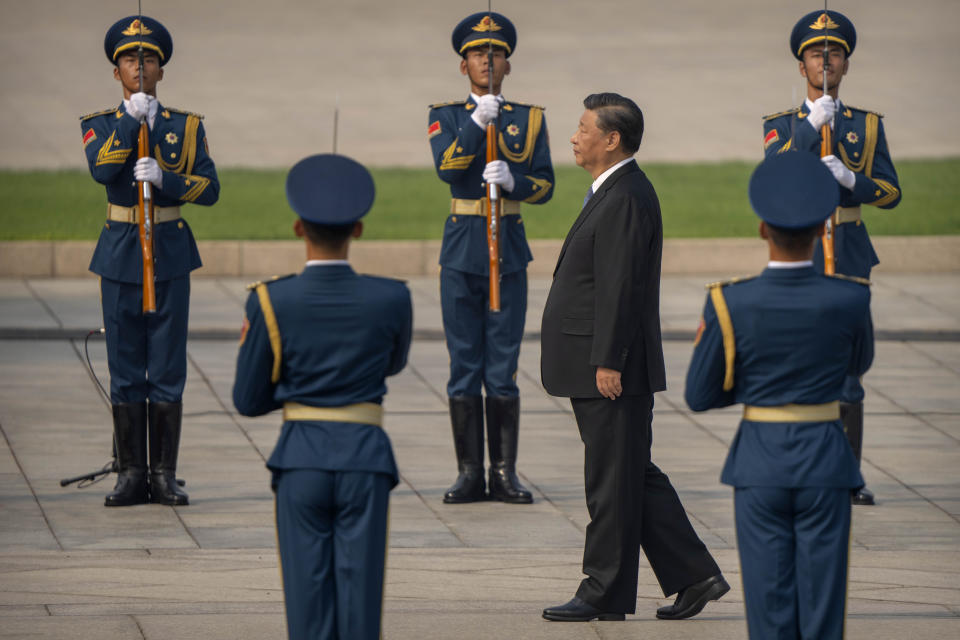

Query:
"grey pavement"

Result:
[[1, 274, 959, 639]]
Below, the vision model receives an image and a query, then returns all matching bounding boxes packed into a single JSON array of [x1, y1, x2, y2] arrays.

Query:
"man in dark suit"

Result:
[[540, 93, 728, 622]]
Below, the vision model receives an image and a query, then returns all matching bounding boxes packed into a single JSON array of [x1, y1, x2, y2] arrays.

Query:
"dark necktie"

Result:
[[582, 186, 594, 209]]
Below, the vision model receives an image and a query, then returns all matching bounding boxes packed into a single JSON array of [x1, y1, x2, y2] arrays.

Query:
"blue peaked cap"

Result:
[[790, 10, 856, 59], [286, 154, 375, 225], [452, 12, 516, 57], [748, 152, 839, 229], [104, 16, 173, 66]]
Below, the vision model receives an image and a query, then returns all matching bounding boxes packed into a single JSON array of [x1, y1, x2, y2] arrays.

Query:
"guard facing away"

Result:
[[685, 152, 874, 639], [428, 11, 554, 505], [80, 16, 219, 507], [762, 9, 899, 505], [233, 155, 412, 640]]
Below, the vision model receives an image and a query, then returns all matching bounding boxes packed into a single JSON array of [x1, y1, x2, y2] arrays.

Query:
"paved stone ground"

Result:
[[2, 0, 958, 169], [0, 274, 958, 639]]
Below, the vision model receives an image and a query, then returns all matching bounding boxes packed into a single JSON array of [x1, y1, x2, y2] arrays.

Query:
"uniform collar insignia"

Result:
[[465, 103, 476, 110], [162, 109, 171, 119]]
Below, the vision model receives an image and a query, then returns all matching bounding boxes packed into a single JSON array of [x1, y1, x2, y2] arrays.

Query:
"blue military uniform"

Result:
[[763, 9, 898, 505], [82, 16, 219, 507], [233, 154, 412, 640], [763, 102, 900, 279], [685, 153, 874, 639], [428, 12, 554, 504]]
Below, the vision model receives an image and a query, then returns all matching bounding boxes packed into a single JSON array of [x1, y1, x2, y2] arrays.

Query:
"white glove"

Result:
[[471, 94, 501, 128], [482, 160, 515, 192], [134, 157, 163, 188], [821, 155, 856, 190], [807, 95, 837, 131], [127, 92, 156, 121]]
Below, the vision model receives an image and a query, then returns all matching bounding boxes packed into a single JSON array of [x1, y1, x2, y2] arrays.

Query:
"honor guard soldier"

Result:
[[685, 152, 874, 639], [762, 10, 900, 504], [233, 154, 412, 640], [428, 11, 554, 504], [81, 16, 219, 507]]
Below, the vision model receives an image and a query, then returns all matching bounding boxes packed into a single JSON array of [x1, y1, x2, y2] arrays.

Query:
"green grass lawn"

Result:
[[1, 159, 956, 240]]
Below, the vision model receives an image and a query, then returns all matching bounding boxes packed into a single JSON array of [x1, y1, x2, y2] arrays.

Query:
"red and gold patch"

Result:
[[428, 121, 442, 139], [763, 129, 779, 150], [82, 129, 97, 148], [693, 317, 705, 346], [845, 131, 859, 144], [165, 132, 178, 144], [506, 124, 520, 137], [238, 316, 250, 346]]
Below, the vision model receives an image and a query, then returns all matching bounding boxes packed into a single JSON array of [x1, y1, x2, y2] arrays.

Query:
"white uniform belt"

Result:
[[742, 401, 840, 423], [282, 401, 383, 426], [450, 198, 521, 215], [107, 203, 181, 224], [834, 206, 861, 225]]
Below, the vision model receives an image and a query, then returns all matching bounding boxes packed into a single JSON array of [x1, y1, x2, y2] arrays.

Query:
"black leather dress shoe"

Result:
[[852, 486, 875, 505], [656, 574, 730, 620], [542, 596, 625, 622]]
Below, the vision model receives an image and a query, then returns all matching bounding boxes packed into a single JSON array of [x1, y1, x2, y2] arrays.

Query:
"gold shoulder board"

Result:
[[505, 101, 545, 111], [704, 274, 758, 290], [245, 273, 295, 291], [428, 100, 466, 109], [827, 273, 872, 286], [164, 107, 205, 119], [79, 108, 117, 121], [842, 104, 884, 118], [761, 108, 800, 121]]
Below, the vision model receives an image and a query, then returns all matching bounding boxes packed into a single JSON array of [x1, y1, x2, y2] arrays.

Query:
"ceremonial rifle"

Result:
[[136, 0, 157, 313], [819, 0, 836, 275], [484, 1, 502, 312]]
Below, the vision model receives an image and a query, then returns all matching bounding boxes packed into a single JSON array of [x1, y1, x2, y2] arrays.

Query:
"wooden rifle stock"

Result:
[[820, 125, 836, 275], [485, 121, 501, 312], [138, 121, 157, 313]]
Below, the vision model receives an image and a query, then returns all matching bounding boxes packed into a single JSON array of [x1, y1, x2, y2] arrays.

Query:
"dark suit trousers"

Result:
[[572, 394, 720, 613]]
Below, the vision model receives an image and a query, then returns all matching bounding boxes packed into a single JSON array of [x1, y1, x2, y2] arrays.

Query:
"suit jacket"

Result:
[[541, 160, 666, 398]]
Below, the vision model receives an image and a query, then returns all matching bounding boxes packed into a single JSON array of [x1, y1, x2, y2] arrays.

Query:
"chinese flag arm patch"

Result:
[[238, 316, 250, 347], [693, 317, 705, 346], [428, 121, 442, 139], [82, 128, 97, 148], [763, 129, 780, 150]]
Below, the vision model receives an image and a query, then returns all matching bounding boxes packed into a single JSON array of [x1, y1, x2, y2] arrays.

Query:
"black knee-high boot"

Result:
[[443, 396, 486, 503], [842, 401, 874, 505], [486, 396, 533, 504], [149, 401, 189, 506], [104, 402, 149, 507]]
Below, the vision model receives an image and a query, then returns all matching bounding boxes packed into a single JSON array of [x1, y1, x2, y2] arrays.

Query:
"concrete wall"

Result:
[[3, 237, 957, 278]]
